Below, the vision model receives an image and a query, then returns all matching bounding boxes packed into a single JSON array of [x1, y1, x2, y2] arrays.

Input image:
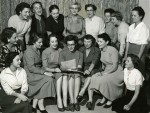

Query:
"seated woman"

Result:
[[77, 34, 101, 102], [112, 54, 148, 113], [59, 35, 83, 111], [0, 27, 22, 69], [42, 34, 63, 111], [86, 33, 124, 110], [63, 2, 85, 45], [0, 52, 32, 113], [30, 1, 48, 47], [23, 33, 56, 113]]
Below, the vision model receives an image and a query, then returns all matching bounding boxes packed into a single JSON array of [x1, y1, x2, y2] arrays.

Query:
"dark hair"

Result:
[[5, 52, 19, 67], [132, 6, 145, 21], [49, 5, 59, 13], [65, 35, 78, 44], [104, 8, 115, 15], [28, 33, 42, 45], [83, 34, 95, 45], [111, 11, 123, 21], [0, 27, 16, 44], [48, 34, 59, 46], [31, 1, 43, 12], [127, 54, 141, 71], [15, 2, 30, 15], [69, 2, 81, 12], [97, 33, 111, 45], [85, 4, 97, 11]]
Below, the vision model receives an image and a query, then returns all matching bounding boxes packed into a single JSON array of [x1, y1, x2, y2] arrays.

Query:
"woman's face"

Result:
[[104, 12, 111, 23], [97, 38, 108, 49], [86, 6, 95, 18], [19, 8, 30, 20], [51, 8, 59, 20], [33, 3, 42, 16], [111, 17, 119, 26], [34, 38, 43, 49], [12, 55, 21, 68], [67, 40, 76, 52], [50, 36, 58, 49], [125, 57, 134, 69], [131, 10, 142, 23], [9, 33, 17, 45], [84, 38, 92, 49], [70, 4, 79, 15]]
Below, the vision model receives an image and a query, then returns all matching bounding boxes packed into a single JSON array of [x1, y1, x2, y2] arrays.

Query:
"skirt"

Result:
[[112, 89, 148, 113]]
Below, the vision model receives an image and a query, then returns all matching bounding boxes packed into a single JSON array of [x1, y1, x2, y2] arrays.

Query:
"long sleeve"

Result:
[[42, 50, 48, 68], [21, 69, 28, 94], [91, 48, 100, 66], [78, 52, 83, 67]]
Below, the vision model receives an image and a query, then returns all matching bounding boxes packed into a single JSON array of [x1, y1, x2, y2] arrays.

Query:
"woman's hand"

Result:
[[44, 72, 54, 77], [94, 72, 102, 77], [54, 68, 61, 73], [84, 70, 91, 75], [123, 104, 131, 111], [14, 98, 21, 104], [17, 93, 28, 102]]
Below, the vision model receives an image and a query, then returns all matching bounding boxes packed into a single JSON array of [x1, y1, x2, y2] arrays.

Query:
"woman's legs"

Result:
[[74, 77, 81, 103], [38, 99, 45, 110], [56, 76, 63, 108], [69, 77, 75, 104], [88, 87, 93, 102], [62, 76, 68, 107], [32, 99, 38, 108]]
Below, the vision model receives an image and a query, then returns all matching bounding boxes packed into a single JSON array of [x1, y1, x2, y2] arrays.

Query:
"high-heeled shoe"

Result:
[[37, 106, 48, 113], [69, 103, 75, 112], [32, 107, 37, 113], [86, 102, 92, 110], [74, 103, 80, 111], [64, 106, 70, 111], [58, 107, 64, 112], [76, 95, 83, 103]]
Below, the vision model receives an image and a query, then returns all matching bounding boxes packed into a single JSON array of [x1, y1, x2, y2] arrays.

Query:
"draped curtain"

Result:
[[0, 0, 139, 32]]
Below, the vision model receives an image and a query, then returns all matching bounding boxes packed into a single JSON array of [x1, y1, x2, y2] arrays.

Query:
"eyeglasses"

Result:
[[67, 44, 75, 47]]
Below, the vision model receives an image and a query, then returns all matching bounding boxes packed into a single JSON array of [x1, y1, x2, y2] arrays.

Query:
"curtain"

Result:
[[0, 0, 139, 32]]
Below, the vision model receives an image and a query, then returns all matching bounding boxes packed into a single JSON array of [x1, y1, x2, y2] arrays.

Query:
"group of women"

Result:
[[0, 1, 149, 113]]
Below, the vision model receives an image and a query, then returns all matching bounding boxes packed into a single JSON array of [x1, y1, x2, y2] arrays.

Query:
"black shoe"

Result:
[[38, 110, 48, 113], [104, 104, 112, 108], [32, 107, 37, 113], [64, 106, 70, 111], [96, 102, 106, 106], [86, 102, 92, 110], [74, 103, 80, 111], [76, 95, 83, 103], [58, 107, 64, 112], [69, 103, 75, 112]]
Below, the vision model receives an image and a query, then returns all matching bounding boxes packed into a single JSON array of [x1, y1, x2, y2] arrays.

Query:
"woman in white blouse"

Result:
[[124, 6, 149, 73], [0, 52, 32, 113], [112, 54, 148, 113]]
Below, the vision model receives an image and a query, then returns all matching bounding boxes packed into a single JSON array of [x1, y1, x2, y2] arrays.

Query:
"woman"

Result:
[[42, 34, 63, 111], [112, 54, 148, 113], [86, 33, 124, 110], [23, 33, 55, 113], [8, 2, 31, 51], [46, 5, 64, 42], [63, 2, 85, 45], [77, 34, 101, 102], [0, 52, 32, 113], [59, 35, 83, 111], [124, 6, 149, 74], [30, 1, 48, 47], [0, 27, 22, 69]]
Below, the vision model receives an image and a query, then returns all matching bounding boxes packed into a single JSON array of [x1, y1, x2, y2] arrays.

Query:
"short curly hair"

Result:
[[31, 1, 43, 13], [49, 5, 59, 13], [0, 27, 16, 44], [111, 11, 123, 21], [97, 33, 111, 45], [69, 2, 81, 12], [15, 2, 30, 15], [85, 4, 97, 11], [132, 6, 145, 21]]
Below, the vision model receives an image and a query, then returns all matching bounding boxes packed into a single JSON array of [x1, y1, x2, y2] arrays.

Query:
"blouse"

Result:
[[0, 67, 28, 95], [124, 68, 144, 91], [85, 16, 105, 40], [127, 22, 149, 45]]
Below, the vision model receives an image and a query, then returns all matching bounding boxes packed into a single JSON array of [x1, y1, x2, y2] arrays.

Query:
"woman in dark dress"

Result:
[[30, 1, 48, 47], [77, 34, 101, 102], [46, 5, 64, 42], [0, 52, 32, 113], [112, 54, 148, 113]]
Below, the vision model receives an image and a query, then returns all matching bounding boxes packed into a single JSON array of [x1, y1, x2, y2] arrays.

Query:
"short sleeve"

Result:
[[138, 26, 149, 44], [21, 69, 28, 93], [135, 71, 144, 86]]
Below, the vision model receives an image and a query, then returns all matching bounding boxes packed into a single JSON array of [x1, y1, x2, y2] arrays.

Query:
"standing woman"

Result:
[[30, 1, 48, 48], [77, 34, 101, 102], [42, 34, 63, 111], [124, 6, 149, 73], [23, 33, 56, 113], [0, 52, 32, 113], [0, 27, 22, 69], [46, 5, 64, 42], [8, 2, 31, 51], [86, 33, 124, 110], [63, 2, 85, 45], [59, 35, 83, 111]]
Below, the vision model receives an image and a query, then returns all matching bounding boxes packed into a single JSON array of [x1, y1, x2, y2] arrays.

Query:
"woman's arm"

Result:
[[138, 44, 146, 59], [124, 85, 141, 110], [124, 42, 129, 60], [78, 19, 86, 39]]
